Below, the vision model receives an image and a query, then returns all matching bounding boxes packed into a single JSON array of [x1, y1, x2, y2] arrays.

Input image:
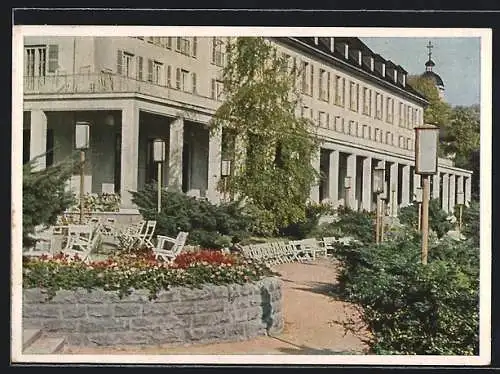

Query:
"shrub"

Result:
[[67, 192, 121, 213], [279, 202, 335, 239], [130, 184, 252, 249], [23, 154, 79, 248], [22, 249, 277, 300], [399, 199, 453, 239], [456, 200, 480, 246], [336, 228, 479, 355]]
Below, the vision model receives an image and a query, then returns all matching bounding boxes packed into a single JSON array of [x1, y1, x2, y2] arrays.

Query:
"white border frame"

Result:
[[11, 25, 492, 366]]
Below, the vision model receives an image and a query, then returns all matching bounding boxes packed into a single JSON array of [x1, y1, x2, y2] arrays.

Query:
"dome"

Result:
[[421, 70, 444, 88]]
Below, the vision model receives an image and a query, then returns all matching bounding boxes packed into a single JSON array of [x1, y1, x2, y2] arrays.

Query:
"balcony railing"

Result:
[[23, 73, 219, 111]]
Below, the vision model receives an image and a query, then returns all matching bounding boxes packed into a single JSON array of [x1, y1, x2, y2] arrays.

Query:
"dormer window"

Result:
[[402, 74, 406, 87], [393, 69, 397, 82], [330, 37, 334, 52], [358, 50, 362, 66], [344, 43, 349, 59], [381, 63, 386, 77], [314, 37, 319, 45], [370, 57, 374, 71]]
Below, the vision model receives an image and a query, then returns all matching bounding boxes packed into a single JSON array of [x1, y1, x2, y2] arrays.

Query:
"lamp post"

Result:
[[221, 160, 232, 201], [153, 138, 166, 213], [373, 165, 385, 244], [414, 124, 439, 265], [75, 122, 91, 224], [344, 176, 352, 209], [415, 186, 423, 231]]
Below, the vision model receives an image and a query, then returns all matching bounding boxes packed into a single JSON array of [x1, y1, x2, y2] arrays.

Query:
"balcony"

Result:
[[23, 74, 219, 112]]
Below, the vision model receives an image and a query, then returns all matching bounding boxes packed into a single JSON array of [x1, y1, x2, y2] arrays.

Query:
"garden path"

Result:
[[63, 257, 371, 355]]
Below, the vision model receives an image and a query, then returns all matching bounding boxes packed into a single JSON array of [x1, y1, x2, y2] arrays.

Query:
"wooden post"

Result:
[[157, 162, 162, 213], [421, 175, 430, 265], [375, 194, 381, 244], [79, 150, 85, 224]]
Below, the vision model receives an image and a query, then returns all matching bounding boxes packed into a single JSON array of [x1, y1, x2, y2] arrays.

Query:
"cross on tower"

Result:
[[426, 41, 434, 61]]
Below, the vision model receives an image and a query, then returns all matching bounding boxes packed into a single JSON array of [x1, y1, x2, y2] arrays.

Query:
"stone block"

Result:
[[79, 318, 129, 333], [178, 287, 212, 301], [118, 289, 152, 303], [87, 304, 113, 318], [23, 304, 61, 319], [191, 312, 231, 328], [224, 324, 247, 341], [51, 290, 78, 304], [210, 285, 229, 299], [42, 319, 80, 332], [76, 288, 119, 304], [185, 326, 226, 342], [246, 306, 264, 321], [149, 329, 185, 345], [61, 304, 86, 318], [143, 303, 171, 316], [232, 309, 248, 323], [194, 300, 225, 313], [23, 289, 49, 304], [65, 333, 89, 346], [155, 289, 181, 303], [113, 304, 142, 317], [171, 302, 196, 315]]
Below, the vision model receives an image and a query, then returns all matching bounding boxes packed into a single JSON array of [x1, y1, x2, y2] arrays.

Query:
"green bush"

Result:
[[310, 206, 376, 244], [67, 192, 121, 212], [457, 200, 479, 246], [279, 202, 335, 239], [23, 154, 79, 247], [131, 184, 252, 249], [336, 228, 479, 355], [399, 199, 453, 239]]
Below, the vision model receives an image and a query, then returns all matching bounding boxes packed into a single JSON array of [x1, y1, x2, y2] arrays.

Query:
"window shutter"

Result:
[[327, 72, 331, 101], [116, 50, 123, 75], [137, 56, 143, 80], [192, 72, 197, 93], [318, 71, 322, 99], [167, 65, 171, 87], [147, 59, 153, 82], [175, 68, 181, 89], [212, 37, 216, 63], [192, 37, 197, 57], [211, 78, 216, 99], [48, 44, 58, 73], [176, 37, 181, 51], [166, 37, 172, 49], [310, 64, 314, 95]]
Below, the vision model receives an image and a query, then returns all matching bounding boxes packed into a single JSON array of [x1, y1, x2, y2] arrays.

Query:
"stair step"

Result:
[[24, 337, 66, 354], [23, 329, 42, 350]]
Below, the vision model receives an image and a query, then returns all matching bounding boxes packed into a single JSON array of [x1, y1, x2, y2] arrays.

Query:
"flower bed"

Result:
[[22, 250, 284, 347]]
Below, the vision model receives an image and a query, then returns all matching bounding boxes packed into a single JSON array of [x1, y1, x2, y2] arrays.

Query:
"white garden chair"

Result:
[[116, 220, 145, 249], [130, 220, 157, 249], [62, 224, 102, 262], [322, 236, 340, 256], [153, 231, 189, 262]]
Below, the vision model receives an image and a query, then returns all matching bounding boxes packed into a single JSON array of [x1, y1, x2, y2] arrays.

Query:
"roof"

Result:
[[278, 37, 428, 105], [422, 70, 445, 88]]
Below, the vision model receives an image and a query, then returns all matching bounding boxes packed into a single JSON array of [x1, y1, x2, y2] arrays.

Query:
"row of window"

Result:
[[132, 36, 227, 67], [304, 108, 414, 150], [117, 49, 224, 100], [283, 54, 422, 129]]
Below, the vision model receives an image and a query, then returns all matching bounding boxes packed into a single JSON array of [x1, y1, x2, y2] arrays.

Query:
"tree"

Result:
[[408, 75, 452, 129], [210, 37, 320, 235], [23, 153, 79, 247]]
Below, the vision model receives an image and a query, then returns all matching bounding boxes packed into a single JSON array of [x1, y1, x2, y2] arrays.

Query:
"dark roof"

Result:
[[422, 70, 445, 87], [425, 59, 436, 67], [280, 37, 428, 105]]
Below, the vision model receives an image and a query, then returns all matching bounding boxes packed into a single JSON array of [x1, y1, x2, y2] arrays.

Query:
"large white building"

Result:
[[22, 36, 472, 215]]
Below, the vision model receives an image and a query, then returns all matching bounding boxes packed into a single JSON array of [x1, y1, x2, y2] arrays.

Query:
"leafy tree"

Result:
[[210, 37, 320, 234], [408, 75, 452, 130], [441, 105, 480, 169], [23, 153, 79, 247]]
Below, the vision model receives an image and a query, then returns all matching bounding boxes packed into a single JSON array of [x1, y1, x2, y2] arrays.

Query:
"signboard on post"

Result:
[[415, 124, 439, 175]]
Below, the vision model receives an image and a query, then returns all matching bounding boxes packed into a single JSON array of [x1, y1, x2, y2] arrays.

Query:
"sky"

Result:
[[360, 37, 481, 107]]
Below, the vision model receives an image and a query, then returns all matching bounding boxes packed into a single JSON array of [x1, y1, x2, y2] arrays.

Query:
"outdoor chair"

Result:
[[62, 224, 102, 262], [153, 231, 189, 262], [24, 225, 70, 257], [321, 236, 340, 255], [116, 220, 145, 249]]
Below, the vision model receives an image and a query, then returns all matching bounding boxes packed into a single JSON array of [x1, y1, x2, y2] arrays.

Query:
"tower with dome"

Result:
[[421, 41, 445, 100]]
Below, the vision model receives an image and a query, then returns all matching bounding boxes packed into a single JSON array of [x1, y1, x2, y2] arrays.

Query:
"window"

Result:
[[176, 37, 191, 55], [334, 116, 343, 132], [212, 37, 225, 67], [136, 56, 143, 80], [48, 45, 58, 73], [349, 81, 359, 111], [363, 125, 368, 138], [175, 68, 190, 92], [318, 111, 328, 128], [407, 138, 412, 150], [25, 45, 58, 77], [349, 121, 358, 136], [335, 75, 345, 106], [147, 59, 163, 84], [192, 73, 197, 94], [386, 131, 392, 144], [117, 51, 135, 78], [375, 92, 383, 119], [375, 128, 380, 142], [301, 61, 310, 95], [167, 65, 172, 87], [405, 106, 410, 128], [399, 136, 404, 148], [363, 87, 371, 116], [211, 79, 224, 100], [386, 97, 394, 123], [319, 69, 330, 101], [399, 102, 405, 126], [192, 37, 197, 57]]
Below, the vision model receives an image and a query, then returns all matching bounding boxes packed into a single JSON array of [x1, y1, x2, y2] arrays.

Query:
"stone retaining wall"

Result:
[[23, 277, 283, 347]]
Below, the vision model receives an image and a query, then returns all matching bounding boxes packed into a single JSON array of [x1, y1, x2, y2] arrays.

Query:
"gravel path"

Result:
[[63, 257, 372, 355]]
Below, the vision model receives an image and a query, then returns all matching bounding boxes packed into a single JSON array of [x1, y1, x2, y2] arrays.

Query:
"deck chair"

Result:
[[322, 236, 339, 256], [153, 231, 189, 262], [116, 220, 145, 249], [62, 224, 102, 262], [131, 220, 157, 249]]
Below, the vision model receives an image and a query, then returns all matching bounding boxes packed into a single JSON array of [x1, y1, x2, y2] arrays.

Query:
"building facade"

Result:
[[22, 36, 472, 214]]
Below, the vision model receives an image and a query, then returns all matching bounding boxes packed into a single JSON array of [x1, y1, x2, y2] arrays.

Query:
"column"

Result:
[[309, 149, 321, 203], [465, 176, 472, 206], [328, 149, 340, 207], [456, 175, 464, 205], [206, 128, 222, 203], [29, 110, 47, 171], [361, 156, 372, 212], [432, 172, 440, 200], [413, 172, 421, 202], [168, 116, 184, 190], [441, 173, 449, 213], [346, 153, 357, 209], [448, 174, 456, 213], [401, 164, 410, 207], [120, 102, 140, 209], [389, 162, 399, 216]]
